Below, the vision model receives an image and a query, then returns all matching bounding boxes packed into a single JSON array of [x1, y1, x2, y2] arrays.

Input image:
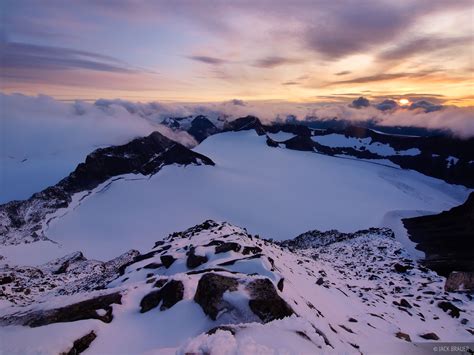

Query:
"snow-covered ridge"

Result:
[[0, 131, 214, 247], [0, 220, 471, 354]]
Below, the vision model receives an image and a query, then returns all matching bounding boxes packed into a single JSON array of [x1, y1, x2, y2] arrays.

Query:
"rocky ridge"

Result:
[[0, 220, 472, 354], [0, 131, 214, 246]]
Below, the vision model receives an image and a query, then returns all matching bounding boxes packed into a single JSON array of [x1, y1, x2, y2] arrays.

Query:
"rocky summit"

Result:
[[0, 220, 471, 354]]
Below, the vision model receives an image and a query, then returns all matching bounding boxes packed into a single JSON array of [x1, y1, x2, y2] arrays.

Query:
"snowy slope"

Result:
[[0, 221, 471, 354], [36, 130, 470, 262]]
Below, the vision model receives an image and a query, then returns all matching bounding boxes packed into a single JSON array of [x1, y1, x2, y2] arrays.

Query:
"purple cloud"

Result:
[[187, 56, 227, 65], [351, 97, 370, 108], [1, 41, 138, 74], [253, 56, 303, 68]]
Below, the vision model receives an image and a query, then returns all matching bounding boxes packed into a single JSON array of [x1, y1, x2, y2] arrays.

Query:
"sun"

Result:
[[399, 98, 410, 105]]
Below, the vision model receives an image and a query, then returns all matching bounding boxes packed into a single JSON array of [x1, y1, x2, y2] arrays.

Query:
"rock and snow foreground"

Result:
[[1, 220, 472, 354]]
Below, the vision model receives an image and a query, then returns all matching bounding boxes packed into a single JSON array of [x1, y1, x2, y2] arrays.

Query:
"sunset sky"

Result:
[[1, 0, 473, 105]]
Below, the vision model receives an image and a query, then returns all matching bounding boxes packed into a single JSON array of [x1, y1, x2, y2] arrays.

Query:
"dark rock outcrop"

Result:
[[393, 263, 412, 273], [419, 332, 440, 340], [444, 271, 474, 292], [140, 280, 184, 313], [160, 255, 176, 269], [194, 273, 238, 320], [215, 242, 241, 254], [395, 331, 411, 342], [187, 115, 219, 142], [0, 292, 122, 327], [224, 116, 266, 135], [403, 192, 474, 276], [187, 248, 208, 269], [266, 136, 279, 147], [280, 227, 394, 249], [62, 331, 97, 355], [437, 301, 461, 318], [246, 278, 294, 323], [284, 135, 315, 152], [242, 246, 262, 255]]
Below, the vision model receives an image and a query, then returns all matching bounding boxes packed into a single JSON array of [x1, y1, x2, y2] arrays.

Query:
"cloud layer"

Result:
[[0, 94, 196, 202], [1, 93, 472, 202]]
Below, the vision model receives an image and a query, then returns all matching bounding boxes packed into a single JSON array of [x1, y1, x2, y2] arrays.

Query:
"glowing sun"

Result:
[[399, 98, 410, 105]]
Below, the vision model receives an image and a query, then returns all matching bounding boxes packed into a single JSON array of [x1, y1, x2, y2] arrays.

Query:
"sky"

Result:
[[1, 0, 473, 105]]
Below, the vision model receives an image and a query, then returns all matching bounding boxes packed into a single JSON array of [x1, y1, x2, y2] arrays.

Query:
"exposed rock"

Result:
[[393, 263, 412, 273], [215, 242, 241, 254], [0, 292, 122, 327], [194, 273, 238, 320], [187, 115, 219, 142], [0, 275, 14, 285], [153, 278, 168, 288], [187, 249, 208, 269], [50, 252, 87, 275], [445, 271, 474, 292], [160, 255, 176, 269], [206, 325, 240, 336], [419, 332, 440, 340], [280, 227, 394, 249], [403, 192, 474, 276], [140, 280, 184, 313], [62, 331, 97, 355], [395, 331, 411, 342], [284, 135, 315, 151], [223, 116, 266, 136], [266, 136, 279, 147], [246, 278, 294, 323], [437, 301, 461, 318], [277, 278, 284, 292], [143, 262, 162, 269], [0, 131, 215, 246], [399, 299, 412, 309], [242, 246, 262, 255]]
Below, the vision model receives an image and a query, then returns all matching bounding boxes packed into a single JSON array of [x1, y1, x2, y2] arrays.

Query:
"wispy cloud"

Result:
[[187, 55, 228, 65], [378, 36, 472, 61], [1, 41, 138, 74], [327, 70, 441, 86], [253, 56, 304, 68]]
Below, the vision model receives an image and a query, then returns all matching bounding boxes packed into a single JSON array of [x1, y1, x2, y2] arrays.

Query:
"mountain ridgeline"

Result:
[[0, 131, 214, 245]]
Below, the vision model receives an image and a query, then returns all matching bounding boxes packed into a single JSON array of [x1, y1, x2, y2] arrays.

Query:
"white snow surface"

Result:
[[40, 130, 468, 261]]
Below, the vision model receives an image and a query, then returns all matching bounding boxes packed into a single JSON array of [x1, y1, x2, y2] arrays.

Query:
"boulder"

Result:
[[419, 332, 439, 340], [194, 273, 238, 320], [0, 292, 122, 327], [445, 271, 474, 292], [215, 242, 241, 254], [62, 331, 97, 355], [393, 263, 412, 273], [437, 301, 461, 318], [140, 280, 184, 313], [242, 246, 262, 255], [246, 278, 294, 323], [160, 255, 176, 269], [395, 331, 411, 342], [187, 249, 208, 269]]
